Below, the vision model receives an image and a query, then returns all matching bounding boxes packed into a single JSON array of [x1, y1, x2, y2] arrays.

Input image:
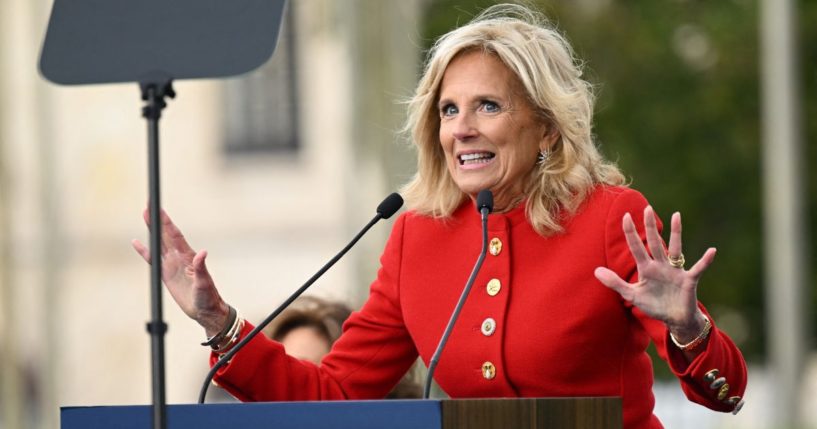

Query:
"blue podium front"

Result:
[[61, 400, 443, 429]]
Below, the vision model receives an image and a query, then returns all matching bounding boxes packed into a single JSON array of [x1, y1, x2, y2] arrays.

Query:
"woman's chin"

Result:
[[451, 167, 505, 198], [455, 181, 495, 198]]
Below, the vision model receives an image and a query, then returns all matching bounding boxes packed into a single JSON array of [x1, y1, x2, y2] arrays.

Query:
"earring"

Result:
[[536, 148, 551, 165]]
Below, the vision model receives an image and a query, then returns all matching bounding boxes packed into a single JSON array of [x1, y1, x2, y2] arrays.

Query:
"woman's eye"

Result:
[[440, 104, 458, 117], [481, 100, 500, 113]]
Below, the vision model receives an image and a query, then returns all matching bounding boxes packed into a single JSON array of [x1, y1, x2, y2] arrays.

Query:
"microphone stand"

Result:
[[423, 191, 492, 398], [141, 78, 175, 429]]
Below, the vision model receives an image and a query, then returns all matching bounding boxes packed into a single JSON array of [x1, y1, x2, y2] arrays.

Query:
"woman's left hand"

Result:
[[594, 206, 716, 342]]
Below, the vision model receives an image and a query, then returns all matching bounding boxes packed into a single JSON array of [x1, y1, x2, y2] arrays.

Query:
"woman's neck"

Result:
[[477, 191, 525, 214]]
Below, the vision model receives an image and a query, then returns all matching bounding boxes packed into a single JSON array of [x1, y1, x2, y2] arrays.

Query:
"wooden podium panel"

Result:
[[61, 398, 621, 429], [442, 397, 621, 429]]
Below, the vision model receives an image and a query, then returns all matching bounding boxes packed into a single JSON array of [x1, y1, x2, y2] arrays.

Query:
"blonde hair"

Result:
[[400, 3, 625, 235]]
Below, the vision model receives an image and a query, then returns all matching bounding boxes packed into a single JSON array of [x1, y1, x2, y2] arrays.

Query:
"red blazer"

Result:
[[212, 186, 747, 429]]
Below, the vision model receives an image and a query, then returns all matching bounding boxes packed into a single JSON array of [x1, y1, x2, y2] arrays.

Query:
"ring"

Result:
[[668, 253, 685, 269]]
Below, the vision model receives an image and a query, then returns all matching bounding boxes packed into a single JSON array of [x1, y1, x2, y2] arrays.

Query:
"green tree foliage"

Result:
[[421, 0, 816, 369], [802, 0, 817, 362]]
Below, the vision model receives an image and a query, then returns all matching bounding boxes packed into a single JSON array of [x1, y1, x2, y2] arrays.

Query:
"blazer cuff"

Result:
[[666, 319, 747, 413]]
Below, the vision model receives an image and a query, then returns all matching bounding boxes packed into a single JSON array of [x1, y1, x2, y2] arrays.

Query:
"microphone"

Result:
[[476, 189, 494, 215], [423, 190, 493, 398], [198, 192, 404, 403], [377, 192, 404, 219]]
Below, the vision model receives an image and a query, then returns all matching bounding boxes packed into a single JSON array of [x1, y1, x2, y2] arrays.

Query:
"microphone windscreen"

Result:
[[476, 190, 494, 213], [376, 193, 404, 219]]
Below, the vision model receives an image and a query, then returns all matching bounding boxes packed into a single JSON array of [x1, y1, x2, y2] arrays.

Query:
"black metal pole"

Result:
[[141, 81, 174, 429]]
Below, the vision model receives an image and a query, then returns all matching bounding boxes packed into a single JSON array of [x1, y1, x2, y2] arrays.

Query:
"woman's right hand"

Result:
[[132, 208, 230, 337]]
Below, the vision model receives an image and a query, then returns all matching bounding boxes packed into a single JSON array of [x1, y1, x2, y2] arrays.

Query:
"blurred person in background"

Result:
[[263, 296, 350, 365], [263, 296, 422, 399], [134, 3, 747, 428]]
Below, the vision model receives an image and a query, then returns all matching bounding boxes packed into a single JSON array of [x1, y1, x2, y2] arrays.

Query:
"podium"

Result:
[[61, 398, 621, 429]]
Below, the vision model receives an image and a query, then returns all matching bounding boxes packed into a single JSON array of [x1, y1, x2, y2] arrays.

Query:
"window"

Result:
[[222, 3, 299, 154]]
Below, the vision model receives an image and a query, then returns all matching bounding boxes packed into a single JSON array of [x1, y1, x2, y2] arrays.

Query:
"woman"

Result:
[[133, 4, 746, 428]]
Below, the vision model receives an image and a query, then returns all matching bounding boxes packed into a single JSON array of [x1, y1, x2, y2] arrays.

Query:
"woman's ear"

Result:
[[540, 124, 560, 151]]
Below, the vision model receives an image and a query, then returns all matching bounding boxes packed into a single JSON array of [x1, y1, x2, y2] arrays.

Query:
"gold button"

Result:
[[486, 279, 501, 296], [703, 369, 720, 383], [717, 383, 730, 401], [710, 377, 726, 390], [489, 238, 502, 256], [482, 361, 496, 380], [481, 318, 497, 336]]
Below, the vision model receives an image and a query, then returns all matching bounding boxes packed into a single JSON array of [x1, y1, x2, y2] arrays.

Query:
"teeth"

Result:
[[458, 152, 495, 165]]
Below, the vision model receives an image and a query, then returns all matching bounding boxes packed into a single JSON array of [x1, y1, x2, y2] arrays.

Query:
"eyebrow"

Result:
[[437, 92, 506, 107]]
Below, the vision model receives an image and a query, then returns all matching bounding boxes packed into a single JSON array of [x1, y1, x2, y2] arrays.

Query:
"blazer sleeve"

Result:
[[210, 213, 420, 401], [604, 188, 748, 413]]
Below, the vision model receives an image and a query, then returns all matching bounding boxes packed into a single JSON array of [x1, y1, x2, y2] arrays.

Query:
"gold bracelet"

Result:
[[201, 306, 237, 347], [212, 314, 241, 350], [212, 317, 245, 355], [670, 316, 712, 352]]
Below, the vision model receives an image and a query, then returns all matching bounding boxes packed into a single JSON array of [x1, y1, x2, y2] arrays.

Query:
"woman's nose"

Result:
[[451, 112, 479, 141]]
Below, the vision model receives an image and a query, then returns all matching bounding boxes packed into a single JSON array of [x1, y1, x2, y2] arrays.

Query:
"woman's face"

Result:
[[280, 326, 330, 364], [437, 51, 550, 211]]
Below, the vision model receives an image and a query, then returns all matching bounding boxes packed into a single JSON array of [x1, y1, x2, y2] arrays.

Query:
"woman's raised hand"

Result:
[[593, 206, 716, 343], [132, 209, 230, 337]]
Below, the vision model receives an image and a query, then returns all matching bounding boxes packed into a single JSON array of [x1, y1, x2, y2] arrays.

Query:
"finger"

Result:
[[594, 267, 635, 302], [688, 247, 717, 280], [131, 239, 151, 264], [158, 209, 195, 255], [667, 212, 683, 259], [192, 250, 208, 274], [622, 212, 651, 265], [644, 206, 668, 263], [186, 249, 210, 282]]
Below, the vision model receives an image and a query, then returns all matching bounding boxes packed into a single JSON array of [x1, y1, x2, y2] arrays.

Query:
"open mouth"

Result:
[[458, 152, 495, 166]]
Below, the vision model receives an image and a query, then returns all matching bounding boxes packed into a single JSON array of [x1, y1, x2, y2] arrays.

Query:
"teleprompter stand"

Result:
[[39, 1, 287, 428], [141, 77, 175, 429]]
